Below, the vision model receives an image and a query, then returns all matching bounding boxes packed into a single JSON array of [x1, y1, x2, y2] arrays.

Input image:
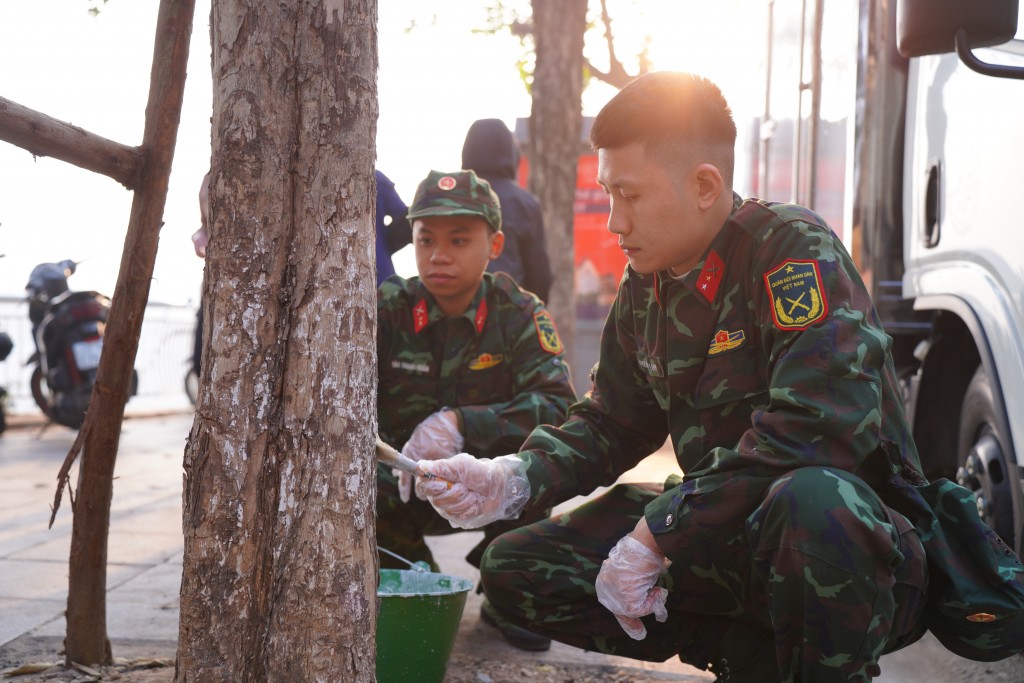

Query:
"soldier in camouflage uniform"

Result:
[[376, 169, 576, 650], [417, 74, 931, 681]]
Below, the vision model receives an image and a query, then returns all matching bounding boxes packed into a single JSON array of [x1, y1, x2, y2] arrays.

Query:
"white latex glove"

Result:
[[416, 453, 530, 529], [395, 411, 463, 503], [594, 534, 670, 640], [194, 171, 210, 258]]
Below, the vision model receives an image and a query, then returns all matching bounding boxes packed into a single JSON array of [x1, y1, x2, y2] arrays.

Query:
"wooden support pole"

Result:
[[0, 96, 144, 190], [61, 0, 196, 665]]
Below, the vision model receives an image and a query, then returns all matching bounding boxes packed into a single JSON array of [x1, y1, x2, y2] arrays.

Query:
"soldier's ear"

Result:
[[693, 163, 724, 210], [488, 231, 505, 260]]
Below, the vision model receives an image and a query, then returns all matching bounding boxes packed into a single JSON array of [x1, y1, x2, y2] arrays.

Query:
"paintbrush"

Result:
[[375, 436, 453, 488]]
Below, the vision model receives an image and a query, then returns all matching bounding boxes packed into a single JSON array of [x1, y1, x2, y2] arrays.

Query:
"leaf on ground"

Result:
[[2, 661, 61, 676], [125, 658, 172, 669], [69, 660, 102, 677]]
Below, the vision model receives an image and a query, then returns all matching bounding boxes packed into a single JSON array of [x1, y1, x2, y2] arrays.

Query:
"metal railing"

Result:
[[0, 296, 196, 415]]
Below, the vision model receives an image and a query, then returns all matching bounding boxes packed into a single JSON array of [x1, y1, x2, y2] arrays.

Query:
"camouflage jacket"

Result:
[[378, 271, 577, 458], [519, 195, 926, 558]]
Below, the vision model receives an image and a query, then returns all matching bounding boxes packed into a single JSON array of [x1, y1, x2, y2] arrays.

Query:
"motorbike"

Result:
[[0, 327, 11, 435], [25, 259, 137, 429]]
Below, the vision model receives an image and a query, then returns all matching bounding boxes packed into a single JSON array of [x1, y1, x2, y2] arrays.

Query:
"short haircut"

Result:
[[590, 72, 737, 187]]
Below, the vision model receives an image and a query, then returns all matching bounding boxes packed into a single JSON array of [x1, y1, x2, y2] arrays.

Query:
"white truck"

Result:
[[755, 0, 1024, 554]]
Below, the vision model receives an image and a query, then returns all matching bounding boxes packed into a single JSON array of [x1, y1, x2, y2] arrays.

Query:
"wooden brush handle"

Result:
[[374, 436, 452, 488], [375, 437, 418, 473]]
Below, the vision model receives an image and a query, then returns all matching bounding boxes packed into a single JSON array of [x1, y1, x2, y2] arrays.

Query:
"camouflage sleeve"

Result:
[[646, 215, 896, 554], [456, 298, 578, 456], [517, 271, 669, 514]]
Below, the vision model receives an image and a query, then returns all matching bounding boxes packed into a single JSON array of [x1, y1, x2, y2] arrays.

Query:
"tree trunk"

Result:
[[529, 0, 587, 374], [176, 1, 379, 681]]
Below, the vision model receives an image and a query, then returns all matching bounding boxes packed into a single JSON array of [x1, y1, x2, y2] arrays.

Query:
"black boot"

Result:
[[480, 600, 551, 652]]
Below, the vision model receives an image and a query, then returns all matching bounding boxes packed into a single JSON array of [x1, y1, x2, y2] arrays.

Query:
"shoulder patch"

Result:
[[533, 311, 564, 355], [763, 259, 829, 330]]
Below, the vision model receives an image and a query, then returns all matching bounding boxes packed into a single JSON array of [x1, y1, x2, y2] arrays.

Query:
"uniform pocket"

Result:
[[886, 507, 929, 650], [693, 348, 766, 409], [457, 359, 514, 405]]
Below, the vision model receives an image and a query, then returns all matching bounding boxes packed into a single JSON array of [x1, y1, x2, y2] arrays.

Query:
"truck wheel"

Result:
[[956, 365, 1018, 547]]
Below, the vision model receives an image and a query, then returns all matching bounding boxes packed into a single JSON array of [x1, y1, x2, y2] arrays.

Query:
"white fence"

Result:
[[0, 296, 196, 415]]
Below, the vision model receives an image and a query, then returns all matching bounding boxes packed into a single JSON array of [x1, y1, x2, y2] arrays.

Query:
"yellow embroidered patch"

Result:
[[533, 311, 564, 355], [763, 259, 829, 330], [966, 613, 998, 623], [708, 329, 746, 356], [468, 353, 504, 370]]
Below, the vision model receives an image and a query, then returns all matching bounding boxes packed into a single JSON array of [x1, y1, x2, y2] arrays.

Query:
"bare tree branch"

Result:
[[584, 0, 636, 89], [0, 96, 144, 190]]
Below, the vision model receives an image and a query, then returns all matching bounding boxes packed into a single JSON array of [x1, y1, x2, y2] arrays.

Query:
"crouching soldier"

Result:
[[376, 169, 577, 651]]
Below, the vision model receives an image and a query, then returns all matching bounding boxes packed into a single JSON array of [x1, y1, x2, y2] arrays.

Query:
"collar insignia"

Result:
[[413, 299, 429, 334], [697, 250, 725, 303], [474, 298, 488, 334]]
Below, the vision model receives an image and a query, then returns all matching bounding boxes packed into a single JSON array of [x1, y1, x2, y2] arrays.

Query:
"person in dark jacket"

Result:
[[461, 119, 553, 302], [375, 169, 412, 286]]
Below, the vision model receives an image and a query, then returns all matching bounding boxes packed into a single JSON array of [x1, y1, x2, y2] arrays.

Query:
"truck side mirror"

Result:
[[897, 0, 1024, 79]]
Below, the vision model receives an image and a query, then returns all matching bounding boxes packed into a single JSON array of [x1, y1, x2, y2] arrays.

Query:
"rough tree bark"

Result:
[[176, 1, 379, 680], [529, 0, 587, 373]]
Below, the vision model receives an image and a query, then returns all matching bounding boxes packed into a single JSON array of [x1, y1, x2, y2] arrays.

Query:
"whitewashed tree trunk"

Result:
[[177, 1, 379, 680]]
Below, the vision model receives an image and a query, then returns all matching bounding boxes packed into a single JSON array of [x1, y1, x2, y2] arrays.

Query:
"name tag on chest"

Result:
[[391, 360, 431, 374]]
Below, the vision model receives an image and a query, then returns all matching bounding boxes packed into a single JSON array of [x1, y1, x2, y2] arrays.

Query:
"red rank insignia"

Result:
[[697, 250, 724, 303], [413, 299, 429, 334], [474, 299, 488, 334]]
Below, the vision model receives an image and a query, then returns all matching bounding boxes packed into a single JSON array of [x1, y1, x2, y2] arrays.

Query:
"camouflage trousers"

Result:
[[480, 467, 929, 682], [376, 463, 546, 571]]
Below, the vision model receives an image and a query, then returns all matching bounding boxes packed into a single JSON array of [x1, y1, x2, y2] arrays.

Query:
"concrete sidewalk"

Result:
[[0, 414, 187, 664], [0, 412, 710, 681]]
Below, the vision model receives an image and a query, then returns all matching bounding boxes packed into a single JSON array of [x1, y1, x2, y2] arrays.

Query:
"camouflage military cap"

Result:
[[407, 169, 502, 232]]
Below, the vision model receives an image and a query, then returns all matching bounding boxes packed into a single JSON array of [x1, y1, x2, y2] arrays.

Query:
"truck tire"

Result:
[[956, 365, 1019, 548]]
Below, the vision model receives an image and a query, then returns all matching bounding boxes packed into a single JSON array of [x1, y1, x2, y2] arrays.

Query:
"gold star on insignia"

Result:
[[786, 265, 795, 273]]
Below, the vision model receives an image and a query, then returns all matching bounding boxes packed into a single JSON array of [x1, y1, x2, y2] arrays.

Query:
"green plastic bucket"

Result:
[[376, 568, 474, 683]]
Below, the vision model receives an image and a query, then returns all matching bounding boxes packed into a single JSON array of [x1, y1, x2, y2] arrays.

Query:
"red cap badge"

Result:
[[437, 176, 457, 191]]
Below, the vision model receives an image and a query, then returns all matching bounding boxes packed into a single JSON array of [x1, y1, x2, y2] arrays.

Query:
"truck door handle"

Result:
[[923, 161, 941, 248]]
